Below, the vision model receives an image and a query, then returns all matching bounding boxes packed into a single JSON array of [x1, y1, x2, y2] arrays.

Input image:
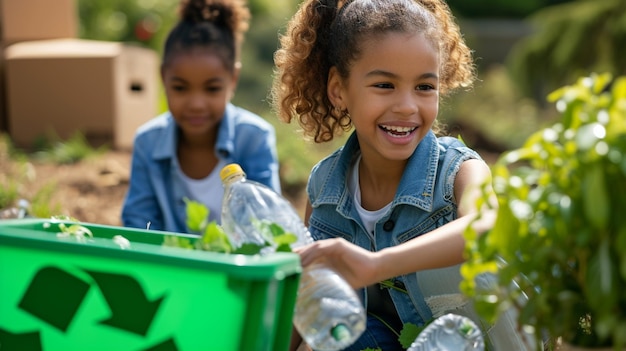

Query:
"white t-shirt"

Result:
[[177, 158, 227, 224], [348, 154, 392, 235]]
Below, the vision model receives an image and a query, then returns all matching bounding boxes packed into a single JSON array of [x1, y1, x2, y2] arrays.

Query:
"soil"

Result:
[[9, 150, 134, 226], [3, 149, 307, 226]]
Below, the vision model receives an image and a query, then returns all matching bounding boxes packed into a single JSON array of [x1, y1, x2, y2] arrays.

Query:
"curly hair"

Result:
[[162, 0, 250, 72], [271, 0, 475, 143]]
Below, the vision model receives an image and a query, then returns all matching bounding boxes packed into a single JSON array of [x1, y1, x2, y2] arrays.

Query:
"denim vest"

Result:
[[306, 131, 481, 327]]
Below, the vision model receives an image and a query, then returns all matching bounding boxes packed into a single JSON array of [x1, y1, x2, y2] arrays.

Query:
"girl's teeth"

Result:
[[380, 125, 416, 135]]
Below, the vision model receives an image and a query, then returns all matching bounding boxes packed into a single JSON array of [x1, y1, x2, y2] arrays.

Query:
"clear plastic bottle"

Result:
[[407, 313, 485, 351], [220, 163, 366, 351]]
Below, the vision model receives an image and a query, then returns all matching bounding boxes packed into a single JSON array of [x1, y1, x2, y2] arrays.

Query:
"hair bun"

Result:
[[178, 0, 249, 36]]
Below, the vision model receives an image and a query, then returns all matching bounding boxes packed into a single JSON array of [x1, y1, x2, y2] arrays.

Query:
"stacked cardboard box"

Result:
[[1, 0, 78, 133], [1, 0, 158, 150], [5, 39, 158, 150]]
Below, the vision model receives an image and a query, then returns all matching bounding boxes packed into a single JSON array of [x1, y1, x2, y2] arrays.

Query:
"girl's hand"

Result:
[[294, 238, 382, 289]]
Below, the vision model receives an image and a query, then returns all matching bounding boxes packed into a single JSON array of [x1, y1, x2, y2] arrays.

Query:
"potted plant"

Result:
[[461, 72, 626, 350]]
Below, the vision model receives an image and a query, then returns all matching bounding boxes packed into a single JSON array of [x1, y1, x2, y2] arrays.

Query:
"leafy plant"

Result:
[[0, 134, 62, 217], [33, 132, 107, 165], [28, 183, 63, 219], [508, 0, 626, 101], [182, 199, 233, 253], [356, 321, 430, 351], [163, 198, 298, 255], [461, 73, 626, 349], [55, 218, 94, 242]]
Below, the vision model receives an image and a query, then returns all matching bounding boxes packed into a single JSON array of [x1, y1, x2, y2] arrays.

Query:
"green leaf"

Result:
[[197, 221, 233, 253], [252, 219, 297, 252], [587, 239, 615, 301], [185, 198, 209, 232], [398, 322, 426, 349], [253, 219, 285, 241], [613, 77, 626, 100], [232, 242, 266, 255], [65, 224, 93, 238], [591, 72, 613, 95], [618, 227, 626, 280], [180, 198, 296, 255], [276, 243, 292, 252], [489, 201, 520, 257], [55, 219, 93, 242], [163, 235, 194, 249], [583, 166, 609, 230], [273, 233, 297, 248]]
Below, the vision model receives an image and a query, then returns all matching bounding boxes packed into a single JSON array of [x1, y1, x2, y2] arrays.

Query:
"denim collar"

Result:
[[151, 103, 237, 161], [313, 130, 439, 213]]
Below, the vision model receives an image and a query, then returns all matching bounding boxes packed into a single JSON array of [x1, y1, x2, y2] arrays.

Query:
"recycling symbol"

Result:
[[0, 266, 179, 351]]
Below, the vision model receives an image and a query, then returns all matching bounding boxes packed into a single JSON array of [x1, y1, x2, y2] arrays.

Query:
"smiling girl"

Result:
[[271, 0, 509, 350], [122, 0, 280, 232]]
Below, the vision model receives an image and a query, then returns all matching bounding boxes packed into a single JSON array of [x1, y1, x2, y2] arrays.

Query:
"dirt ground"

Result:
[[12, 150, 134, 226], [5, 149, 307, 227]]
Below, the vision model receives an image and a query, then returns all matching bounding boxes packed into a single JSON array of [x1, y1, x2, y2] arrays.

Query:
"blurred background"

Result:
[[1, 0, 625, 222], [78, 0, 626, 187], [76, 0, 626, 185]]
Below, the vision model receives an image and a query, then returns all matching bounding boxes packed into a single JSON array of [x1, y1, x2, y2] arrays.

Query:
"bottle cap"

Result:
[[220, 163, 245, 182]]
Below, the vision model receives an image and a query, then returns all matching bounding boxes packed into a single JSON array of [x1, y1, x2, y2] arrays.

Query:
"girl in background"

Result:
[[122, 0, 280, 232]]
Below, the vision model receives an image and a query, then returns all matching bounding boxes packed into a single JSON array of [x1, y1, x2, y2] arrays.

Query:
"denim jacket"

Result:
[[121, 103, 280, 233], [306, 131, 481, 327]]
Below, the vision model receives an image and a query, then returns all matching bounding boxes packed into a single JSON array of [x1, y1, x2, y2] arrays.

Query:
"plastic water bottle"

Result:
[[220, 163, 366, 351], [408, 313, 485, 351]]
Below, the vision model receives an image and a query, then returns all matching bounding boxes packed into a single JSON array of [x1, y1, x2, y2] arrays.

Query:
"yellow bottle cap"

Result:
[[220, 163, 245, 182]]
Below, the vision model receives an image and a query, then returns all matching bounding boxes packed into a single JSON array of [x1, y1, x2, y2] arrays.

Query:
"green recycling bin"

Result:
[[0, 218, 301, 351]]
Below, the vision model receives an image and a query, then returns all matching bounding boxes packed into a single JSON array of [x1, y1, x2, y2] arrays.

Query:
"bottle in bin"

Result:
[[220, 163, 366, 351], [407, 313, 485, 351]]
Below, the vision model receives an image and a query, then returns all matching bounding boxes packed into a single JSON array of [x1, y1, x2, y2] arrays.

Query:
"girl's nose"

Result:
[[188, 92, 207, 110], [391, 90, 419, 116]]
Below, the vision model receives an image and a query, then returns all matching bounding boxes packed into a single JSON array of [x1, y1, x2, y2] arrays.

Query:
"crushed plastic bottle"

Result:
[[0, 199, 30, 219], [220, 163, 366, 351], [408, 313, 485, 351]]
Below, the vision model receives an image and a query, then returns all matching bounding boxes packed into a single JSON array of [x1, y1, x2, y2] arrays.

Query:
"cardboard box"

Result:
[[0, 0, 78, 134], [0, 46, 6, 133], [0, 0, 77, 47], [5, 38, 159, 150], [0, 218, 301, 351]]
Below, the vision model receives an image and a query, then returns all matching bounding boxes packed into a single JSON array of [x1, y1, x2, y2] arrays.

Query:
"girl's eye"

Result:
[[171, 85, 186, 92], [373, 83, 394, 89], [205, 86, 224, 93], [417, 84, 435, 91]]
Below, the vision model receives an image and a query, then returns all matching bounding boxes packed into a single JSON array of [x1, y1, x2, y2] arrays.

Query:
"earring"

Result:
[[333, 105, 342, 115], [332, 105, 350, 120]]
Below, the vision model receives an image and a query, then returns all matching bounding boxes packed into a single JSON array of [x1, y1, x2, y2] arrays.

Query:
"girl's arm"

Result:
[[121, 147, 163, 230], [296, 159, 495, 289]]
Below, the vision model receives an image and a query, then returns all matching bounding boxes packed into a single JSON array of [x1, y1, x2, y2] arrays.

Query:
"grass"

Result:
[[32, 132, 108, 165], [270, 117, 350, 195], [0, 133, 80, 217], [0, 134, 27, 210]]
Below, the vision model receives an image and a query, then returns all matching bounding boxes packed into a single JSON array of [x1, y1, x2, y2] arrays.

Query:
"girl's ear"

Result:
[[233, 61, 242, 83], [327, 66, 345, 110], [228, 62, 242, 99], [232, 61, 241, 87]]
